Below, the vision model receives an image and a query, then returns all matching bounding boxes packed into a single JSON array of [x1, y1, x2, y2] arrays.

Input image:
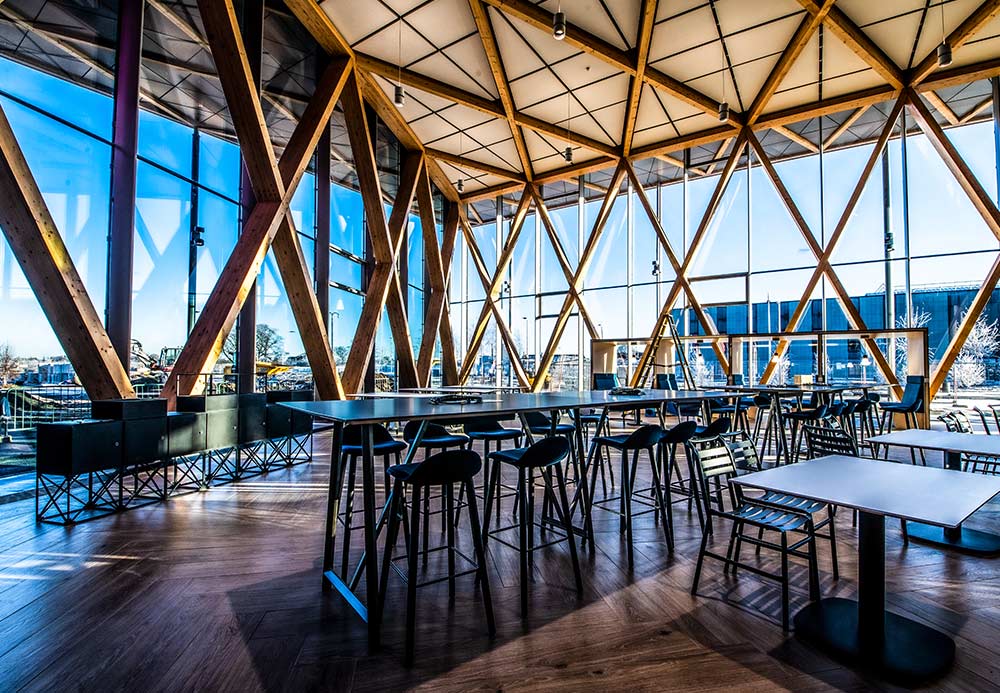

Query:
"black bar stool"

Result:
[[785, 403, 827, 464], [338, 424, 407, 579], [403, 420, 470, 563], [463, 417, 522, 521], [481, 436, 582, 617], [590, 424, 672, 568], [658, 420, 699, 523], [378, 449, 495, 666]]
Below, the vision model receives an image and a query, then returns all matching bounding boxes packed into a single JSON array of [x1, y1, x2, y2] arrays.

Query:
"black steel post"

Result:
[[106, 0, 145, 372], [857, 510, 886, 657]]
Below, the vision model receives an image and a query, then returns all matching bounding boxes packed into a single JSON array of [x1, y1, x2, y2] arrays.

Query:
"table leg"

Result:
[[361, 424, 381, 650], [322, 421, 345, 589], [570, 408, 595, 547], [904, 450, 1000, 555], [793, 510, 955, 685]]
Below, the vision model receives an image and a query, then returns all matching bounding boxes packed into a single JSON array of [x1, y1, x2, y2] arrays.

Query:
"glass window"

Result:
[[0, 56, 112, 138], [331, 184, 365, 257], [138, 110, 192, 175], [198, 133, 240, 200]]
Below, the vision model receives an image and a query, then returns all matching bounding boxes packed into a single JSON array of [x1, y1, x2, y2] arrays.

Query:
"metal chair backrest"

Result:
[[622, 424, 664, 449], [686, 435, 744, 521], [939, 411, 974, 434], [403, 420, 452, 442], [701, 416, 731, 438], [515, 436, 570, 469], [803, 423, 858, 458], [655, 372, 678, 391], [721, 430, 762, 472], [661, 419, 697, 446], [592, 373, 619, 391], [898, 375, 925, 409], [405, 449, 482, 486]]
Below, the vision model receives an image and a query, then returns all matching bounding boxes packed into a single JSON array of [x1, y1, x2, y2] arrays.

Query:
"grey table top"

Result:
[[869, 429, 1000, 456], [733, 455, 1000, 528], [280, 389, 731, 425], [723, 384, 855, 394]]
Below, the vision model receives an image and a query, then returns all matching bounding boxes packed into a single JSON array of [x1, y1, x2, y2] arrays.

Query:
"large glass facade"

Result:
[[459, 92, 1000, 397]]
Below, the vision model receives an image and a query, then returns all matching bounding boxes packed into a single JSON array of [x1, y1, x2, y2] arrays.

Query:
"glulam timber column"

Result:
[[236, 0, 264, 394]]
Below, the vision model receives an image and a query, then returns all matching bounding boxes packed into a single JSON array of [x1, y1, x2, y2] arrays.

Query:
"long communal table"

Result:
[[869, 429, 1000, 554], [733, 455, 1000, 684], [280, 388, 731, 649]]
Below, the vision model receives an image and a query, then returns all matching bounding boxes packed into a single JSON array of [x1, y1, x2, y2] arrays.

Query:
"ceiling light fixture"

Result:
[[564, 92, 573, 163], [718, 50, 729, 122], [937, 1, 952, 67], [394, 15, 405, 106], [553, 3, 566, 40], [456, 131, 464, 193]]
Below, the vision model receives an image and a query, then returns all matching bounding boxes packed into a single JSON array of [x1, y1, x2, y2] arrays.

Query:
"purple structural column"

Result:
[[237, 0, 264, 394], [106, 0, 145, 373], [315, 79, 331, 323]]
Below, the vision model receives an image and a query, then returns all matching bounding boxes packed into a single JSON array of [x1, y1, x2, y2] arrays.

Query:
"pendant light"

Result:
[[937, 1, 952, 67], [553, 2, 566, 40], [456, 130, 464, 193], [394, 16, 406, 106], [717, 47, 729, 122], [564, 92, 573, 163]]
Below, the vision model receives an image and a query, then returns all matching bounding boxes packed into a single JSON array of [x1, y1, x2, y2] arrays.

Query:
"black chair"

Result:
[[522, 410, 579, 474], [338, 424, 407, 578], [482, 436, 582, 616], [940, 411, 1000, 474], [403, 421, 470, 563], [686, 435, 820, 631], [740, 427, 842, 579], [657, 373, 702, 419], [591, 424, 672, 567], [378, 449, 495, 666], [464, 417, 523, 522], [695, 415, 731, 438], [784, 403, 828, 463], [878, 375, 925, 434]]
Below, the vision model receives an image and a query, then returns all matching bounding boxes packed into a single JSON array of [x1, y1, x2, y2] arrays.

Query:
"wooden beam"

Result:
[[624, 161, 729, 375], [530, 187, 599, 338], [196, 0, 282, 200], [459, 199, 533, 388], [773, 125, 819, 153], [919, 56, 1000, 91], [754, 85, 897, 130], [468, 0, 533, 179], [747, 130, 899, 392], [356, 52, 504, 119], [960, 95, 993, 123], [0, 101, 134, 400], [622, 0, 659, 154], [757, 100, 903, 384], [479, 0, 729, 124], [629, 124, 740, 160], [283, 0, 353, 56], [796, 0, 904, 88], [532, 163, 627, 390], [415, 167, 448, 385], [911, 0, 1000, 85], [426, 148, 525, 182], [630, 134, 746, 384], [924, 91, 960, 126], [341, 77, 423, 391], [930, 253, 1000, 397], [438, 203, 462, 385], [906, 89, 1000, 243], [162, 7, 351, 403], [747, 3, 834, 124], [823, 106, 868, 148]]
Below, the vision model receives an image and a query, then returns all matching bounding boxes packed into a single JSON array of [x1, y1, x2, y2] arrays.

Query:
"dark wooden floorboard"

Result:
[[2, 429, 1000, 692]]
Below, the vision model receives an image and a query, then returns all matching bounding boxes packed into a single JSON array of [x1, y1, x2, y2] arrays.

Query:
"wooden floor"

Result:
[[3, 429, 1000, 692]]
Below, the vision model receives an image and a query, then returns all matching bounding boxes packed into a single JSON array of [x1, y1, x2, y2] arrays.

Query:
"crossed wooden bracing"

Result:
[[5, 1, 1000, 401], [0, 0, 463, 402], [457, 86, 1000, 399]]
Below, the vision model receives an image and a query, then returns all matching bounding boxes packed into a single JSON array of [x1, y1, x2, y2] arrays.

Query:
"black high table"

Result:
[[734, 455, 1000, 685], [281, 388, 728, 649], [870, 429, 1000, 554]]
